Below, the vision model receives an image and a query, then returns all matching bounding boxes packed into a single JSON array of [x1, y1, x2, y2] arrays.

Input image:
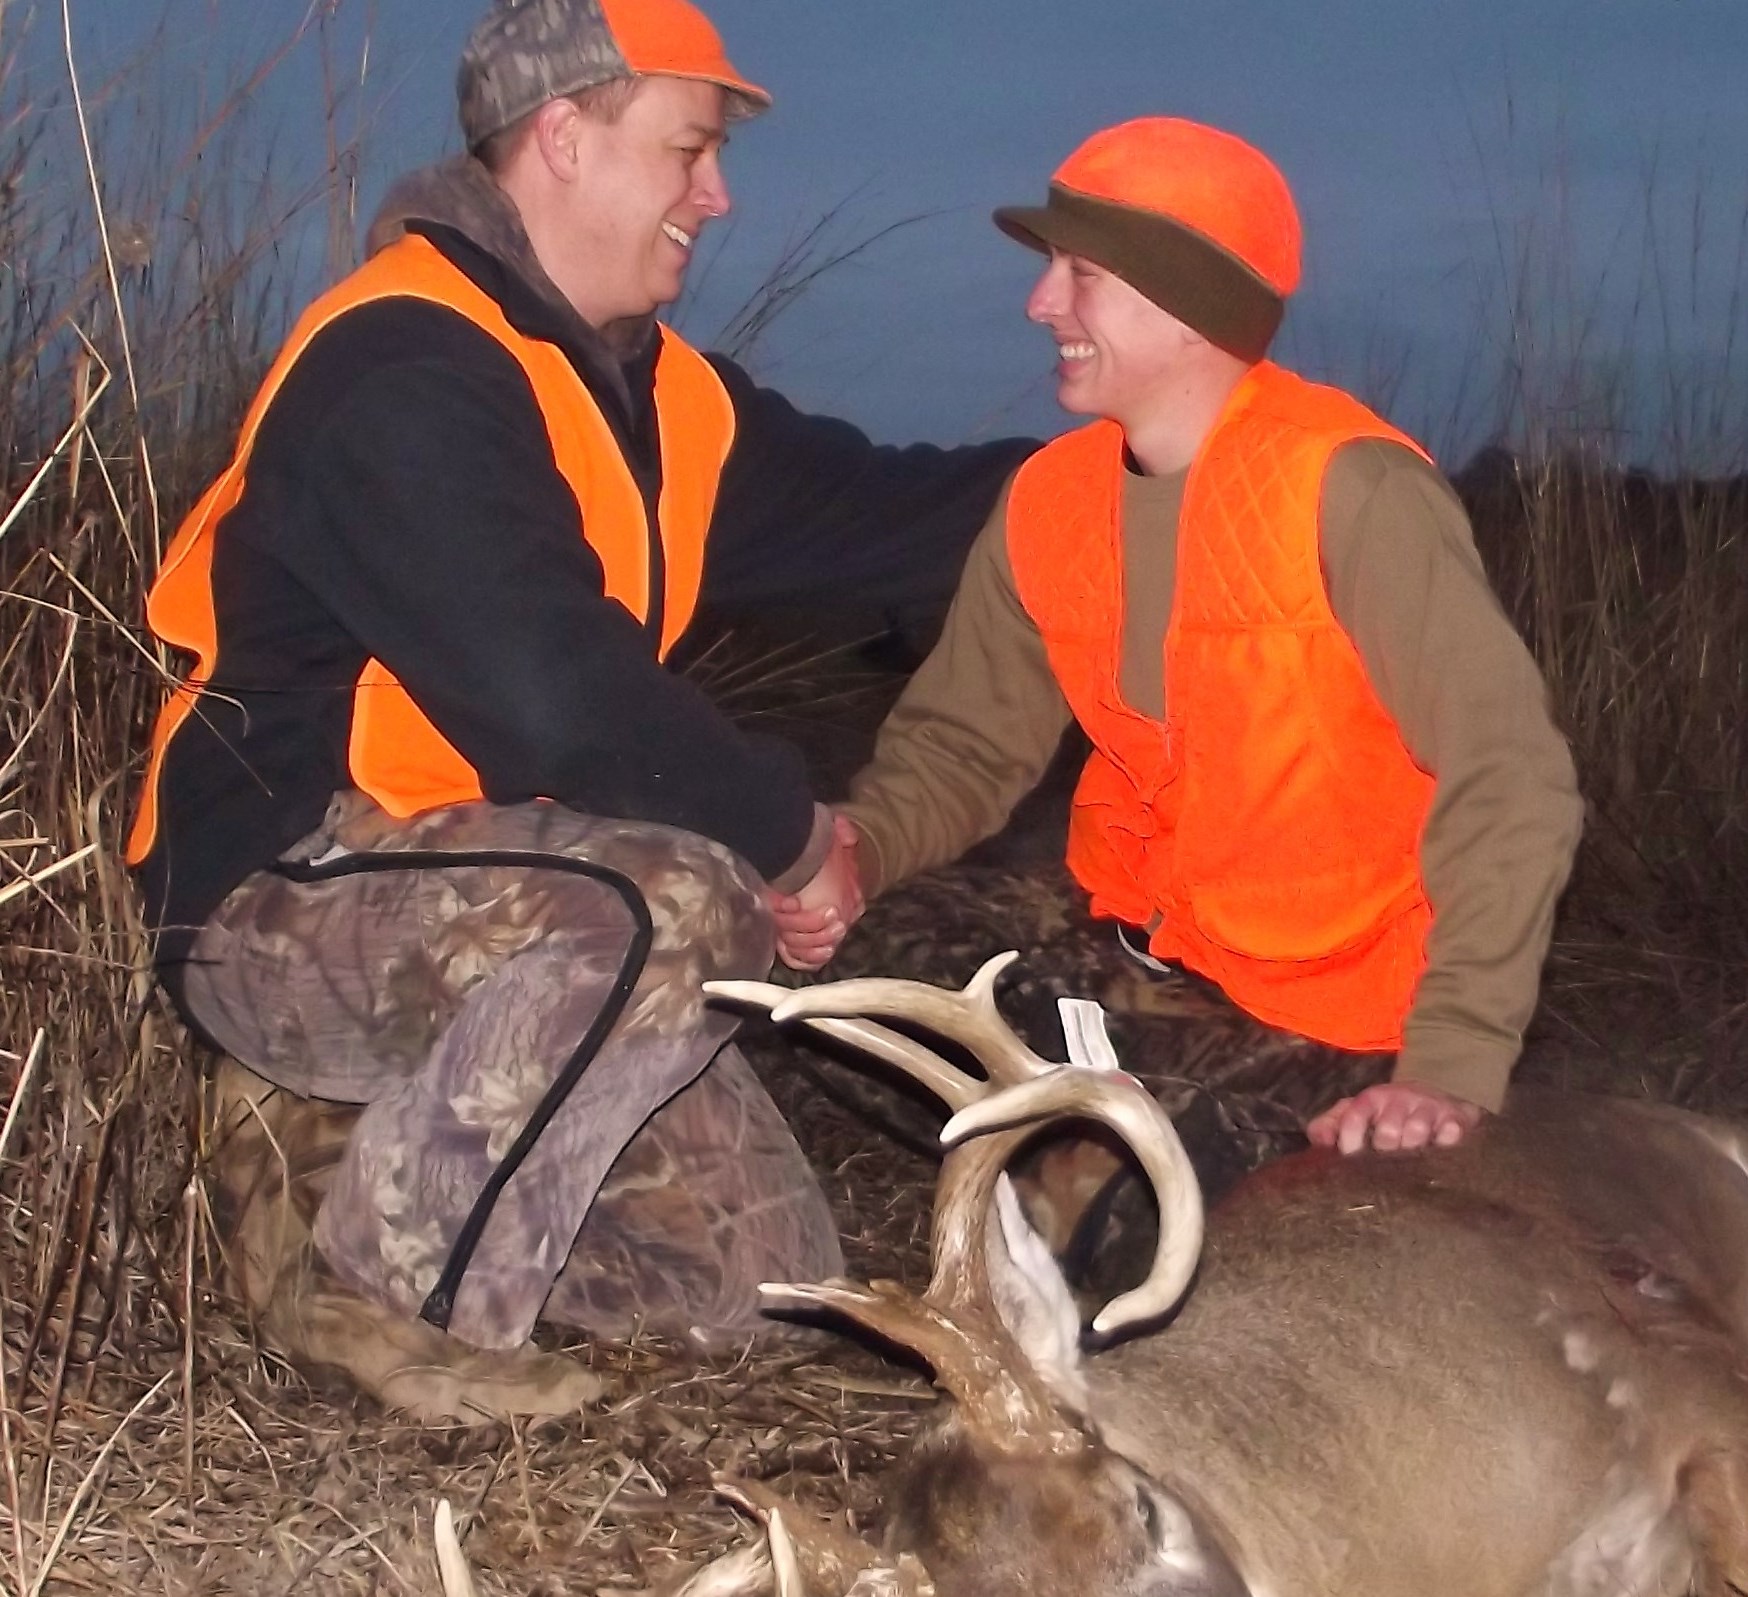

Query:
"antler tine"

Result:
[[705, 980, 983, 1113], [433, 1500, 476, 1597], [943, 1067, 1204, 1335], [710, 1475, 937, 1597], [666, 1540, 772, 1597], [756, 953, 1058, 1091], [761, 1280, 1084, 1455], [768, 1509, 805, 1597]]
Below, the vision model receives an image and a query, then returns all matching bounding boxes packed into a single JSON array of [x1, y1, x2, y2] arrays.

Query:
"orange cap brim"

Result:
[[600, 0, 772, 117]]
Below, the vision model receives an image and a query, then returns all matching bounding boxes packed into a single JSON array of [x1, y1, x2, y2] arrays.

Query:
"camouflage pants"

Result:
[[183, 793, 842, 1351]]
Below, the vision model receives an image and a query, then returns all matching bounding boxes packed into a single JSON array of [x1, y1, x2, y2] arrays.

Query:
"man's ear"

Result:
[[529, 97, 585, 180], [1175, 318, 1212, 356]]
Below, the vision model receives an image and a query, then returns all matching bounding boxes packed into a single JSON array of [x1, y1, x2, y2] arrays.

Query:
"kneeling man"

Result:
[[841, 118, 1584, 1154]]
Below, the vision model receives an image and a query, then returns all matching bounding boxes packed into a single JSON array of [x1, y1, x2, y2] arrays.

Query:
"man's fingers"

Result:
[[777, 940, 837, 972], [1395, 1107, 1439, 1151], [772, 906, 840, 936], [1375, 1096, 1438, 1151], [775, 923, 849, 971], [1310, 1086, 1485, 1157], [1305, 1101, 1346, 1148]]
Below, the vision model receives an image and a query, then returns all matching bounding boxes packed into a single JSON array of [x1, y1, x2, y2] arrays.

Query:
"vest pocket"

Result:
[[1188, 867, 1425, 965]]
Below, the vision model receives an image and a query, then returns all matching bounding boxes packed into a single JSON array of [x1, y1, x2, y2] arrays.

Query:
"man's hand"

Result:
[[767, 813, 866, 972], [1306, 1082, 1486, 1156]]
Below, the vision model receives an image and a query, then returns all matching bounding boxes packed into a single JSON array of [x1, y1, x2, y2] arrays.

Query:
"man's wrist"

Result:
[[1393, 1023, 1517, 1113], [767, 804, 835, 895], [833, 805, 888, 898]]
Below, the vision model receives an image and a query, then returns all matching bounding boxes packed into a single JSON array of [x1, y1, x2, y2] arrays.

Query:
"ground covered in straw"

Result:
[[5, 640, 1745, 1594], [0, 1072, 942, 1595]]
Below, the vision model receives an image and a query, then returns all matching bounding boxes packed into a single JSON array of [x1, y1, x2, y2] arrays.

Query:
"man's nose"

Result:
[[1026, 258, 1068, 322], [696, 155, 731, 218]]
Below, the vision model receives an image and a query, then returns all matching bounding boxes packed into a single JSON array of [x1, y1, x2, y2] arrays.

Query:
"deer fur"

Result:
[[692, 963, 1748, 1597]]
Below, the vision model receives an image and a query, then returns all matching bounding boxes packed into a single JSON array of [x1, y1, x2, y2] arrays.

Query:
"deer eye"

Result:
[[1135, 1483, 1163, 1544]]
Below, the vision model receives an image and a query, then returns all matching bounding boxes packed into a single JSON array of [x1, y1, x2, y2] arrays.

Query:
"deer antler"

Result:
[[766, 953, 1057, 1086], [942, 1065, 1201, 1336], [667, 1538, 772, 1597], [706, 954, 1204, 1471], [711, 953, 1204, 1337], [702, 984, 993, 1115], [757, 1277, 1086, 1455], [671, 1476, 934, 1597]]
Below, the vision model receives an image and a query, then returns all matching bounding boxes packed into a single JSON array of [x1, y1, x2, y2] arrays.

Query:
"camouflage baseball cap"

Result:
[[458, 0, 772, 152]]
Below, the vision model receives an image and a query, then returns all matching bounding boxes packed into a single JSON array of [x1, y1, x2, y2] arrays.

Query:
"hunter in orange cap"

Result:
[[129, 0, 1031, 1415], [456, 0, 773, 145], [843, 117, 1583, 1159]]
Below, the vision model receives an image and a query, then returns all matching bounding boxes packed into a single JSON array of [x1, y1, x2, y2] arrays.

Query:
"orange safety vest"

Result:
[[1007, 362, 1436, 1052], [127, 234, 736, 865]]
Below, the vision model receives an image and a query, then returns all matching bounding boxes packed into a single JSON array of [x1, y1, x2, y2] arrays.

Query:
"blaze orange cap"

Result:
[[995, 118, 1302, 361], [597, 0, 769, 109], [459, 0, 771, 152]]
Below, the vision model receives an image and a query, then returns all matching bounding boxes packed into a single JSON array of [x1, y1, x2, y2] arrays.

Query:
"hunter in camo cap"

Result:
[[458, 0, 772, 152]]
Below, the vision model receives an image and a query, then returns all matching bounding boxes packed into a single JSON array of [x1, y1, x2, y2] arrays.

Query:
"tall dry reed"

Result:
[[0, 7, 372, 1586], [1453, 152, 1748, 982]]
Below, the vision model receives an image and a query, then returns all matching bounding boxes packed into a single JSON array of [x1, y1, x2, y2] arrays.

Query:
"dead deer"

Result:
[[682, 952, 1748, 1597]]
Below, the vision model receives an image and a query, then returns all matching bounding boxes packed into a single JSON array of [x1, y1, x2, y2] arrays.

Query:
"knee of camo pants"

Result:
[[306, 817, 790, 1349], [639, 826, 775, 970], [586, 825, 777, 1048], [182, 804, 783, 1107]]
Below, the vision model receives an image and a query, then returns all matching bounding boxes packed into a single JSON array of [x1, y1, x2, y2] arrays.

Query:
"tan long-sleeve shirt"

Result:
[[841, 439, 1585, 1110]]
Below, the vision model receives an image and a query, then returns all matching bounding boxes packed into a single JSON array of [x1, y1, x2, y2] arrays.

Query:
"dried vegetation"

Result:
[[1, 9, 1746, 1595]]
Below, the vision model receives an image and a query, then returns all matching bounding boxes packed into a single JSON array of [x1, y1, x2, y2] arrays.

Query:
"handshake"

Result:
[[763, 809, 866, 972]]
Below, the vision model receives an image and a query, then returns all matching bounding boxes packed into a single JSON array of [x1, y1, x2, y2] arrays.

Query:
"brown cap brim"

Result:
[[994, 185, 1285, 362]]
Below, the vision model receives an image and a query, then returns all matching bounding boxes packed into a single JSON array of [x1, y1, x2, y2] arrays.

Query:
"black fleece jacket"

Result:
[[137, 221, 1031, 994]]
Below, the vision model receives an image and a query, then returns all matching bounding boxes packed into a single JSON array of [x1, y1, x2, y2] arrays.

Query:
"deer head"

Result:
[[700, 954, 1248, 1597]]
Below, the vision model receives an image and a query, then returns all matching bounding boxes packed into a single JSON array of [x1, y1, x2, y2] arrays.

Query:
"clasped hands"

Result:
[[765, 811, 866, 971]]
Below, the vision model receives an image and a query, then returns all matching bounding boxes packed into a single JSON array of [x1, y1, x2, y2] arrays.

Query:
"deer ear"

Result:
[[988, 1175, 1090, 1409]]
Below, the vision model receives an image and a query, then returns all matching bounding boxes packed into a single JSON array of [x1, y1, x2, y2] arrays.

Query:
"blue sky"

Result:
[[39, 0, 1748, 466]]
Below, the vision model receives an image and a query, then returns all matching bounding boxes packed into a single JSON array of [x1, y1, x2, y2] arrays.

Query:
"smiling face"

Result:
[[545, 75, 731, 327], [1026, 250, 1199, 430]]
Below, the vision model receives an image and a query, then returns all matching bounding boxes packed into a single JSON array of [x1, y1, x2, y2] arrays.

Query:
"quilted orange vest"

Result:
[[127, 234, 735, 864], [1007, 362, 1436, 1052]]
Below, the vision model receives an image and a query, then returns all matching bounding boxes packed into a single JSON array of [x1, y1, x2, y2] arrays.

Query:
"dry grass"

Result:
[[0, 1144, 942, 1594], [1, 8, 1746, 1595]]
